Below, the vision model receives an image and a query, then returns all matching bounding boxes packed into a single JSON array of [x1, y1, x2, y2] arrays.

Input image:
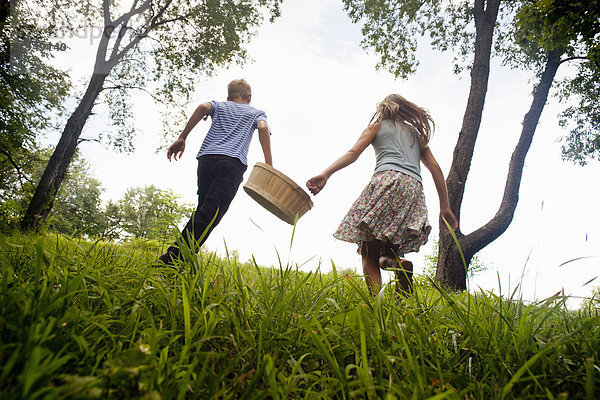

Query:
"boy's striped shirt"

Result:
[[196, 101, 270, 165]]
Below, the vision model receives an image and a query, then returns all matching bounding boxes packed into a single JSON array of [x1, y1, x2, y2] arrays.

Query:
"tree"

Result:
[[1, 0, 70, 207], [0, 146, 42, 232], [342, 0, 600, 289], [0, 141, 192, 238], [117, 185, 193, 240], [51, 181, 193, 241], [20, 0, 283, 230], [525, 0, 600, 165], [48, 158, 106, 237], [101, 200, 125, 240], [0, 147, 103, 234]]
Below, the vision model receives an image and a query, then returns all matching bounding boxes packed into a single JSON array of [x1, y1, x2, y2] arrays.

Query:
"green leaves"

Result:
[[557, 63, 600, 165], [94, 0, 284, 146], [341, 0, 473, 78], [1, 0, 71, 160], [515, 0, 600, 59], [116, 185, 193, 240], [513, 0, 600, 164], [343, 0, 600, 164]]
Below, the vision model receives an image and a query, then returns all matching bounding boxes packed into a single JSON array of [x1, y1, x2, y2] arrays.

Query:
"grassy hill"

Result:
[[0, 233, 598, 399]]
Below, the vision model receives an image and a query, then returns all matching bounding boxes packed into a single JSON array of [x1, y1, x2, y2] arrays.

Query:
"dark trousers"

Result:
[[167, 154, 246, 256]]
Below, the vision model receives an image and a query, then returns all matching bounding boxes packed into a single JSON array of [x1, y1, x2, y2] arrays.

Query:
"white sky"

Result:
[[47, 0, 600, 307]]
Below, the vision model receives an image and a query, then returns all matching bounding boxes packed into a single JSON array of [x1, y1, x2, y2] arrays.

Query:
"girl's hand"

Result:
[[440, 208, 459, 232], [306, 173, 328, 195]]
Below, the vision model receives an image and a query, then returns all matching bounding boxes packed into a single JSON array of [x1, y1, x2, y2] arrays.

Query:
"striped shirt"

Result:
[[196, 101, 270, 165]]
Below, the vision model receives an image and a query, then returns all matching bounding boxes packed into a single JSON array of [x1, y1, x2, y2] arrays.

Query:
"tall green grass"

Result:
[[0, 233, 598, 399]]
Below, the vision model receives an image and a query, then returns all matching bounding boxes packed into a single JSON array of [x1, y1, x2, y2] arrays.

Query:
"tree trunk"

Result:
[[1, 0, 10, 66], [20, 72, 107, 230], [434, 0, 500, 290], [436, 48, 563, 290], [0, 0, 8, 30]]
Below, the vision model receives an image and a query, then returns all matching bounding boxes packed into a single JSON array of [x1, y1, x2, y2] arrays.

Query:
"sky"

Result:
[[46, 0, 600, 307]]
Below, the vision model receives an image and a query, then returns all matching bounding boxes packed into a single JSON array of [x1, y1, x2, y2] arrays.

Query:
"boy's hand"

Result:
[[167, 138, 186, 161], [440, 208, 459, 232], [306, 173, 328, 195]]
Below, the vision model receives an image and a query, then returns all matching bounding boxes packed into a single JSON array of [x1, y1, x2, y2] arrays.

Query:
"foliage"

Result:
[[50, 180, 193, 241], [0, 147, 192, 240], [580, 283, 600, 311], [342, 0, 485, 78], [0, 147, 45, 233], [116, 184, 193, 241], [557, 66, 600, 165], [513, 0, 600, 61], [13, 0, 284, 154], [48, 160, 106, 237], [342, 0, 600, 163], [0, 232, 599, 398], [0, 148, 107, 235], [513, 0, 600, 165], [0, 0, 70, 167]]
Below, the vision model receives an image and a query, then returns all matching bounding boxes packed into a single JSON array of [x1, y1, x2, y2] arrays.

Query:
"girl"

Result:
[[306, 94, 458, 296]]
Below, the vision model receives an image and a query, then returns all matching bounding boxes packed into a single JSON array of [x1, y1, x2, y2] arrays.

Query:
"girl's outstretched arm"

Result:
[[421, 147, 459, 231], [306, 123, 380, 195]]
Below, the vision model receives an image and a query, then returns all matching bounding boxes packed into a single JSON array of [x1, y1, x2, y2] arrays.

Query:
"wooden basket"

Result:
[[243, 162, 313, 224]]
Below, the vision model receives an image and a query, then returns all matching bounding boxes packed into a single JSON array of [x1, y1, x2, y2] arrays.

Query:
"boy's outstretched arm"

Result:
[[421, 147, 459, 231], [167, 102, 213, 161], [257, 120, 272, 166]]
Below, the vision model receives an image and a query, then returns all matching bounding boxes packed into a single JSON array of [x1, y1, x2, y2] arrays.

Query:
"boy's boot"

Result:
[[156, 246, 183, 268]]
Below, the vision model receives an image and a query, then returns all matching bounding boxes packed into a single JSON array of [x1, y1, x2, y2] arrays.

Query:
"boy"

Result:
[[158, 79, 272, 265]]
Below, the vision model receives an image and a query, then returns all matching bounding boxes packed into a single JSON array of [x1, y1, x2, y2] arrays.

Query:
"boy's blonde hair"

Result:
[[228, 79, 252, 100], [370, 94, 434, 148]]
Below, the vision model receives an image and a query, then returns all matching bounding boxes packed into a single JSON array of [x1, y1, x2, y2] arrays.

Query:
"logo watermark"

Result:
[[10, 21, 118, 75]]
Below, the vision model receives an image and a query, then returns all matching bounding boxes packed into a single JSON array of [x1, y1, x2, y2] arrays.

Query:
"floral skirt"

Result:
[[333, 170, 431, 256]]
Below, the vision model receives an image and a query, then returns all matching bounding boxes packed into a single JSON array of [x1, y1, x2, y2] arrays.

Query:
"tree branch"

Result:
[[103, 0, 111, 27], [109, 0, 148, 60], [93, 19, 111, 72], [101, 84, 162, 102], [464, 49, 563, 253], [559, 56, 589, 64], [110, 22, 131, 60], [106, 0, 178, 69], [112, 0, 151, 28], [77, 137, 102, 145], [0, 149, 34, 188]]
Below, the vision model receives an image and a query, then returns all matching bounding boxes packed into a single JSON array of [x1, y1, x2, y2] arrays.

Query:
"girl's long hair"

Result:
[[369, 94, 434, 148]]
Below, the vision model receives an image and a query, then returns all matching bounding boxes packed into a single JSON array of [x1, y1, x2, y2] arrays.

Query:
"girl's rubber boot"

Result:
[[379, 255, 398, 270], [394, 259, 413, 297]]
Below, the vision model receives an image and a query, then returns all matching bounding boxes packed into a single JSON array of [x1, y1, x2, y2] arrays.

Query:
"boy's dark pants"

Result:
[[162, 154, 246, 262]]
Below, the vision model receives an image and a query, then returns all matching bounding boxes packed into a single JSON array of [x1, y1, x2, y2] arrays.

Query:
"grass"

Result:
[[0, 232, 599, 399]]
